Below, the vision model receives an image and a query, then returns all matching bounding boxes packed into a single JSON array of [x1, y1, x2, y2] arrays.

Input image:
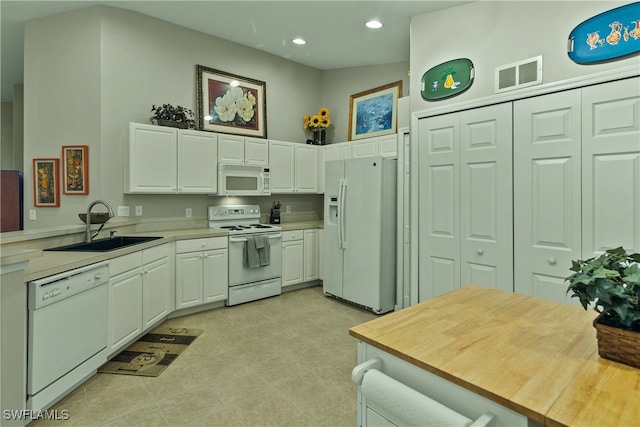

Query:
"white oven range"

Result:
[[208, 205, 282, 306]]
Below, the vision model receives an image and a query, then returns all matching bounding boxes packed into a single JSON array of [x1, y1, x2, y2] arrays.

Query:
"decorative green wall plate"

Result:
[[421, 58, 475, 101]]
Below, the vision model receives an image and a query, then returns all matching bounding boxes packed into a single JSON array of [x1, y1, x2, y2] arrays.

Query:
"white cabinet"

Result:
[[282, 230, 304, 287], [514, 77, 640, 303], [335, 142, 350, 160], [126, 123, 177, 193], [418, 103, 513, 301], [351, 137, 379, 158], [178, 130, 218, 193], [108, 243, 173, 355], [303, 229, 319, 282], [282, 229, 321, 287], [218, 134, 268, 165], [269, 140, 318, 193], [175, 237, 228, 309], [126, 123, 217, 194], [319, 229, 324, 280], [378, 134, 399, 158]]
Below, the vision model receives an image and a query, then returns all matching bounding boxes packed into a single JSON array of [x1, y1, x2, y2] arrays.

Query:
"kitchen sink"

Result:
[[45, 236, 163, 252]]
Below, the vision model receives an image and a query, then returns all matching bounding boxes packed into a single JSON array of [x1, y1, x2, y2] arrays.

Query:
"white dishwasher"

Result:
[[27, 261, 109, 412]]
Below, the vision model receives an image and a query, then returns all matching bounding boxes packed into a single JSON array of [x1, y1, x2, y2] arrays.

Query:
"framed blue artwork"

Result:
[[349, 81, 402, 141]]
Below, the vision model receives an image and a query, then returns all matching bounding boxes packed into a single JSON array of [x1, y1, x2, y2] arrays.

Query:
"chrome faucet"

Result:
[[85, 200, 115, 242]]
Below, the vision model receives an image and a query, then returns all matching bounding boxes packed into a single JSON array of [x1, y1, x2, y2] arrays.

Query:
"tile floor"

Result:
[[29, 285, 378, 426]]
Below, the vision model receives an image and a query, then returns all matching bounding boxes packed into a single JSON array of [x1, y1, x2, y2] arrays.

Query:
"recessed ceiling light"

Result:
[[365, 20, 383, 29], [293, 38, 306, 45], [229, 80, 239, 87]]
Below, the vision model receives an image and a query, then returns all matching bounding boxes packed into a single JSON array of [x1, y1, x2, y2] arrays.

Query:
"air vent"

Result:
[[495, 55, 542, 93]]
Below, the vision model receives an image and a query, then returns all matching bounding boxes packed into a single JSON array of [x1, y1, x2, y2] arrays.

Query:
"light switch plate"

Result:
[[186, 208, 192, 218], [29, 209, 36, 220], [135, 206, 143, 216], [117, 206, 130, 216]]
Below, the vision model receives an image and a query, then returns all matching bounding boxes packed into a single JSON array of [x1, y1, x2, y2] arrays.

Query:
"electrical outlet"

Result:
[[186, 208, 192, 218], [117, 206, 130, 217], [286, 205, 291, 213], [135, 206, 143, 216], [29, 209, 36, 220]]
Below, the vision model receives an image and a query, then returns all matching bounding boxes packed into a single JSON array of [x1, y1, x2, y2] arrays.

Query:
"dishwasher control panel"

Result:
[[28, 261, 110, 310]]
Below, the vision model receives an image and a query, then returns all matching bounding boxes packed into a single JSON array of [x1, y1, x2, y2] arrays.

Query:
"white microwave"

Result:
[[217, 164, 271, 196]]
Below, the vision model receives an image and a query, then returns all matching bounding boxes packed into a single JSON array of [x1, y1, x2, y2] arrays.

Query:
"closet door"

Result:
[[513, 89, 582, 303], [418, 114, 460, 300], [459, 103, 513, 292], [582, 77, 640, 256]]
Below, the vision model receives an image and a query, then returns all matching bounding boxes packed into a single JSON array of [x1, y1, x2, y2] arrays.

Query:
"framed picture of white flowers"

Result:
[[196, 65, 267, 138]]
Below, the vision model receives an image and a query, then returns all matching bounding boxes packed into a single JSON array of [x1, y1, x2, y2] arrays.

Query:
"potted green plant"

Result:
[[566, 246, 640, 369], [150, 104, 195, 129]]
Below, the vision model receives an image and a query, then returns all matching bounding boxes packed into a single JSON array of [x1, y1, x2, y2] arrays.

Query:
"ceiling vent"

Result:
[[495, 55, 542, 93]]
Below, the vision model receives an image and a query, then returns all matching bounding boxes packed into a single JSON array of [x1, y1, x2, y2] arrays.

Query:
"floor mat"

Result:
[[97, 327, 203, 377]]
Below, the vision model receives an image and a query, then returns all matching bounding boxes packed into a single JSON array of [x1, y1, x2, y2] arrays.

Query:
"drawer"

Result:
[[109, 251, 143, 277], [282, 230, 304, 242], [176, 237, 227, 253], [143, 243, 170, 264]]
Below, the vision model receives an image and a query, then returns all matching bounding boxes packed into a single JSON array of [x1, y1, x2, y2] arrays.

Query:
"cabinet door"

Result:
[[417, 113, 460, 301], [203, 248, 228, 303], [351, 137, 379, 158], [245, 137, 269, 166], [143, 257, 172, 329], [109, 268, 143, 354], [459, 103, 513, 292], [335, 142, 350, 160], [175, 252, 204, 309], [317, 145, 336, 194], [582, 77, 640, 255], [218, 134, 245, 164], [295, 144, 318, 193], [513, 89, 582, 303], [178, 130, 218, 193], [127, 123, 177, 193], [269, 141, 295, 193], [304, 229, 319, 282], [379, 134, 398, 158], [282, 239, 304, 287], [319, 229, 324, 280]]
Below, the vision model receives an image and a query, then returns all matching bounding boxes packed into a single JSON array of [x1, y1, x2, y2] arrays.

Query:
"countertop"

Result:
[[16, 221, 323, 282], [349, 285, 640, 427]]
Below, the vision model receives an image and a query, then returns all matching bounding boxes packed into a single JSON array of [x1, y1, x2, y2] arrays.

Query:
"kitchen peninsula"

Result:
[[350, 285, 640, 427]]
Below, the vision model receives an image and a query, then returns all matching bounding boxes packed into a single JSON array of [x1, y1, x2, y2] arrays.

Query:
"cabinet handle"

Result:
[[477, 248, 484, 255], [548, 257, 557, 265]]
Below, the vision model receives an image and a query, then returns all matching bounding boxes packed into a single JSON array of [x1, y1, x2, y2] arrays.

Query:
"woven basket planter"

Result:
[[155, 119, 190, 129], [593, 316, 640, 369]]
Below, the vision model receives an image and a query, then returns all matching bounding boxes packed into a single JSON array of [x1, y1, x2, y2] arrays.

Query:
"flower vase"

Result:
[[313, 129, 326, 145]]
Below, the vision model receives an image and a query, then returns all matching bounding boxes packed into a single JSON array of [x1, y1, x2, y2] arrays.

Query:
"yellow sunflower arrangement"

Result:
[[303, 107, 331, 131]]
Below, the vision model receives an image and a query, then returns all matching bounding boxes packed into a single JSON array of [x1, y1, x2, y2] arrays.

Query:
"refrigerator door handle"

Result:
[[337, 178, 343, 248], [340, 178, 347, 248]]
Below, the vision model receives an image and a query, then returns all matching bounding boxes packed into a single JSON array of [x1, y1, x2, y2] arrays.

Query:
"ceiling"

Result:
[[1, 0, 471, 102]]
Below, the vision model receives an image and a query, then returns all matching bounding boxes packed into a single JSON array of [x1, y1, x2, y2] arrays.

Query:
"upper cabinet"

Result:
[[269, 140, 317, 193], [125, 123, 217, 194], [218, 134, 268, 166]]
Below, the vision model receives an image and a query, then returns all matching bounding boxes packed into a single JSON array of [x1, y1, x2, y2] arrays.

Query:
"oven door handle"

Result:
[[229, 233, 282, 243]]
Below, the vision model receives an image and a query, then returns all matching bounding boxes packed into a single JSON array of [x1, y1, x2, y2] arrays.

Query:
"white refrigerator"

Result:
[[323, 156, 397, 314]]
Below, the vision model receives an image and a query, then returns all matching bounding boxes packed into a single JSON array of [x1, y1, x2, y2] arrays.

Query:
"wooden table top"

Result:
[[349, 285, 640, 426]]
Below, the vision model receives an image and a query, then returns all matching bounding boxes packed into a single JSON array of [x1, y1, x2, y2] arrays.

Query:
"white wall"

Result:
[[409, 1, 640, 112]]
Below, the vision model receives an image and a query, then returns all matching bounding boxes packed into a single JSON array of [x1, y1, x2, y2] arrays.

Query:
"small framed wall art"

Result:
[[33, 158, 60, 207], [349, 81, 402, 141], [62, 145, 89, 195], [196, 65, 267, 138]]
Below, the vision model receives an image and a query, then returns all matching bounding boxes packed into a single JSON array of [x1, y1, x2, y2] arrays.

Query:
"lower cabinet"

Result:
[[108, 243, 173, 355], [282, 229, 320, 288], [175, 237, 228, 309]]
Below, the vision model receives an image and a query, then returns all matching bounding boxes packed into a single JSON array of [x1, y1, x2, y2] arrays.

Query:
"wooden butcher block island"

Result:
[[349, 285, 640, 427]]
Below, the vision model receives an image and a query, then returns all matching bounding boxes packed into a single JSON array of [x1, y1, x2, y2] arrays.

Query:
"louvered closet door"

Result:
[[418, 114, 460, 301], [513, 89, 582, 303], [459, 103, 513, 291], [582, 77, 640, 256]]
